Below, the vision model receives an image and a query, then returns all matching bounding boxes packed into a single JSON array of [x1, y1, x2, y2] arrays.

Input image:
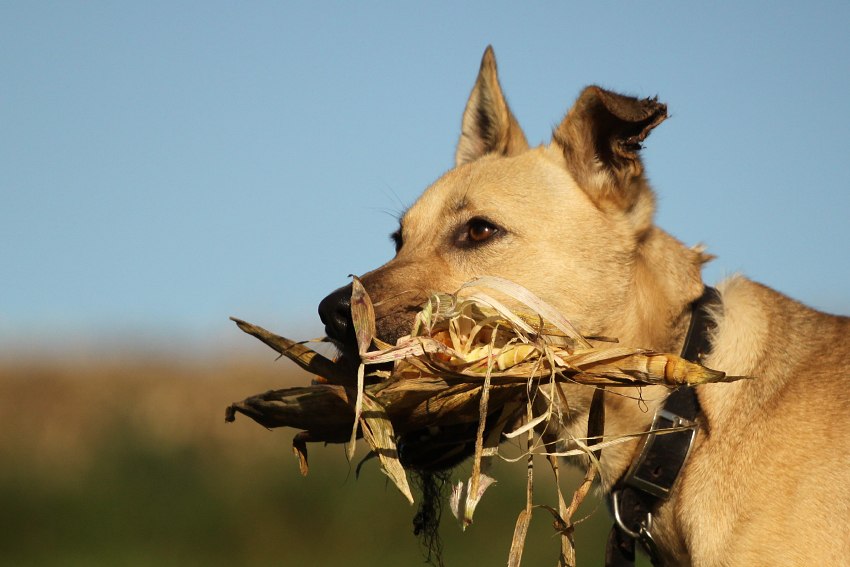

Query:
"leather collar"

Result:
[[680, 286, 721, 368], [605, 286, 721, 567]]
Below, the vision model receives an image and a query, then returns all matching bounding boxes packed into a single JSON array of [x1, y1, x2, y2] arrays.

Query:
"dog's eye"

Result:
[[454, 217, 502, 249], [391, 229, 403, 253], [468, 219, 497, 242]]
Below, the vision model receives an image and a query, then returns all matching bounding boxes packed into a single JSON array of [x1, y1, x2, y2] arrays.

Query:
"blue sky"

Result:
[[2, 1, 849, 355]]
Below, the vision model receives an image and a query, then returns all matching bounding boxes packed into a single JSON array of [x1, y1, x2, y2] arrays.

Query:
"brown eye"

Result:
[[468, 219, 496, 242], [455, 217, 502, 249]]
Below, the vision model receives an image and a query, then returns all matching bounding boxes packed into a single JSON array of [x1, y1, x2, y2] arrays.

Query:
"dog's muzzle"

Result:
[[318, 283, 356, 346], [317, 282, 488, 473]]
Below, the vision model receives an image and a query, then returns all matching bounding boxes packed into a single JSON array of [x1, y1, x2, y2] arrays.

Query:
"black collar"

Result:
[[605, 286, 721, 567], [680, 286, 721, 368], [648, 285, 720, 427]]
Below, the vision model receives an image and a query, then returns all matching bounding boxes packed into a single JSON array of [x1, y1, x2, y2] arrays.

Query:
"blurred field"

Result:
[[0, 354, 640, 567]]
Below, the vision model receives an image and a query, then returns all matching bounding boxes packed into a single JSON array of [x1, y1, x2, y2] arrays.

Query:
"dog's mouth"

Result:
[[318, 287, 504, 473], [323, 336, 392, 384], [322, 336, 358, 374], [320, 300, 422, 383], [323, 332, 505, 473]]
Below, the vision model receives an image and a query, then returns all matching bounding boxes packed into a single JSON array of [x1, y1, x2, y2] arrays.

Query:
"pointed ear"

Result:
[[456, 46, 529, 167], [552, 86, 667, 219]]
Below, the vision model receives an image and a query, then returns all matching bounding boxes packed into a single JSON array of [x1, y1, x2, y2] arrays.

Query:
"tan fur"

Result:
[[356, 48, 850, 565], [456, 46, 529, 166]]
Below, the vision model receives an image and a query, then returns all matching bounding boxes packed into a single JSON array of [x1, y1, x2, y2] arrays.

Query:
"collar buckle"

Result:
[[622, 406, 699, 499]]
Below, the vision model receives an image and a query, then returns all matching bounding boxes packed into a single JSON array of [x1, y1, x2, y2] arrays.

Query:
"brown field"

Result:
[[0, 354, 630, 567]]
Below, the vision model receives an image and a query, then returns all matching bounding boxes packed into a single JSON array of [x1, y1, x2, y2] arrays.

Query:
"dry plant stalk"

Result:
[[226, 276, 748, 566]]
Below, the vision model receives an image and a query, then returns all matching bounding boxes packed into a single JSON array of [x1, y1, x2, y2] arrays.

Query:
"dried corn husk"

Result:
[[226, 276, 750, 566]]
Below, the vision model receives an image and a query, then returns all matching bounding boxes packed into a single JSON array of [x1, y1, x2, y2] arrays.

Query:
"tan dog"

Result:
[[319, 47, 850, 566]]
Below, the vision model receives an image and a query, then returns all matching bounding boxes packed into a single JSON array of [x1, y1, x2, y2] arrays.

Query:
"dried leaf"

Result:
[[503, 410, 550, 439], [346, 277, 380, 461], [464, 330, 498, 527], [543, 430, 574, 567], [225, 385, 354, 433], [543, 427, 695, 458], [459, 276, 591, 348], [507, 398, 536, 567], [350, 276, 376, 356], [360, 335, 465, 364], [358, 394, 413, 504], [230, 317, 350, 385], [560, 387, 604, 531], [450, 474, 497, 530], [507, 508, 532, 567], [347, 362, 366, 460], [292, 433, 309, 476], [463, 292, 538, 337]]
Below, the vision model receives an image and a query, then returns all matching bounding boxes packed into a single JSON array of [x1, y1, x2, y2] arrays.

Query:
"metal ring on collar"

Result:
[[612, 490, 652, 539]]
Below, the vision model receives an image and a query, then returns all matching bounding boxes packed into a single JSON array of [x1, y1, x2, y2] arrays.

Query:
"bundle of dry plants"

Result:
[[226, 276, 744, 566]]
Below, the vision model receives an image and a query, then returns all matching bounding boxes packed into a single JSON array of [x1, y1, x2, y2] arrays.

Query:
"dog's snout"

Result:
[[318, 284, 355, 343]]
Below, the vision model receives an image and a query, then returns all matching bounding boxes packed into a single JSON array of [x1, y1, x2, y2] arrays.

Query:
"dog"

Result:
[[318, 47, 850, 566]]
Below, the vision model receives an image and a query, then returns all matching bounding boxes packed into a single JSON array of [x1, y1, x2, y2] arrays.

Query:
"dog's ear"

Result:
[[552, 86, 667, 222], [456, 46, 529, 167]]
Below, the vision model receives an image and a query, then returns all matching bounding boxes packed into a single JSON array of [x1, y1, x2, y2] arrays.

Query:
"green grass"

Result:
[[0, 359, 649, 567]]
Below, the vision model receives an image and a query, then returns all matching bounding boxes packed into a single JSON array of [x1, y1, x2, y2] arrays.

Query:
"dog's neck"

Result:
[[571, 227, 708, 491], [608, 227, 706, 356]]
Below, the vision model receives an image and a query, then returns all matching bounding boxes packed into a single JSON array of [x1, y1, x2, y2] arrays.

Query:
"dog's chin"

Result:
[[323, 338, 359, 377]]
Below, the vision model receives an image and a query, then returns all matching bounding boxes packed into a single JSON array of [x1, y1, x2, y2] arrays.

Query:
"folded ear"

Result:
[[456, 46, 529, 167], [552, 86, 667, 222]]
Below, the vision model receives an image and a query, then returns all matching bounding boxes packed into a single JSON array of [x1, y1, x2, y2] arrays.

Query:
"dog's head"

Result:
[[318, 47, 707, 472]]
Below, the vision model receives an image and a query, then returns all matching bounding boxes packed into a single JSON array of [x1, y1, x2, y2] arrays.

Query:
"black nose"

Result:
[[318, 283, 355, 344]]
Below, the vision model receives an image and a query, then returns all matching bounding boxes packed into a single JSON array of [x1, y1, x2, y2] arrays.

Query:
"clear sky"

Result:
[[2, 1, 849, 356]]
